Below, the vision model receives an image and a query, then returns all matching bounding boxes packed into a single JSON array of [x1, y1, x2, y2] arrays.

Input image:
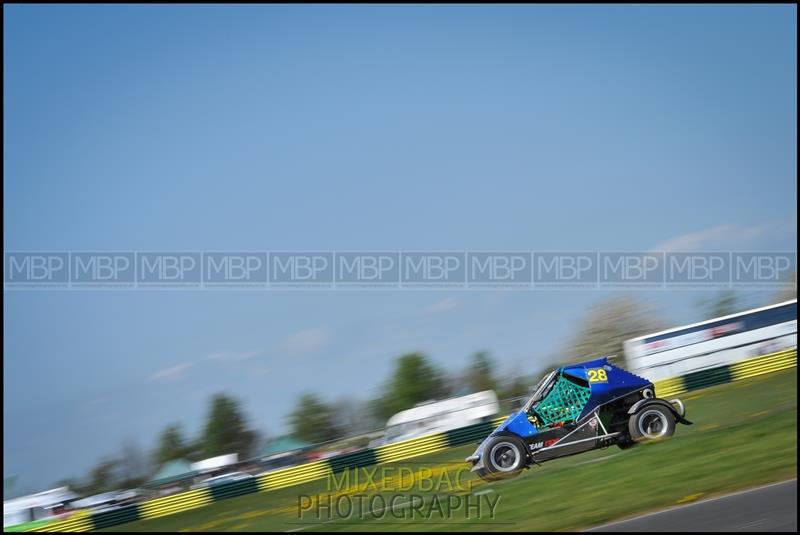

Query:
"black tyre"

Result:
[[481, 435, 528, 480], [628, 404, 676, 443], [616, 438, 636, 450], [474, 467, 501, 482]]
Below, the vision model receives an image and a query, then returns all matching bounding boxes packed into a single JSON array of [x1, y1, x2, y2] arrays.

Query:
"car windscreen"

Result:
[[523, 370, 557, 411]]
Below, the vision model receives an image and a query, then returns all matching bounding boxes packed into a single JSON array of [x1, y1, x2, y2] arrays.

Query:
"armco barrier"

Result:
[[24, 348, 796, 532]]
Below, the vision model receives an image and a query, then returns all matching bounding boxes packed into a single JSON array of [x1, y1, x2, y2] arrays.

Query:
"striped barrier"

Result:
[[653, 376, 687, 398], [731, 349, 798, 381], [24, 349, 796, 532], [138, 488, 213, 520], [257, 460, 332, 491], [89, 505, 141, 531], [653, 348, 797, 397], [33, 510, 93, 532], [375, 433, 448, 464]]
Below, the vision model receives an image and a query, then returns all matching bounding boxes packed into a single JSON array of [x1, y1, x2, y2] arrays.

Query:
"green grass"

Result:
[[103, 369, 797, 532], [3, 519, 53, 532]]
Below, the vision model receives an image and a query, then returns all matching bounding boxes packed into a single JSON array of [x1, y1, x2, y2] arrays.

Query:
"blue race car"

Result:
[[467, 357, 692, 481]]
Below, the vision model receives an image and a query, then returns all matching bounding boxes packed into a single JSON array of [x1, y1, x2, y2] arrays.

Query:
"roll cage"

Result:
[[521, 369, 592, 429]]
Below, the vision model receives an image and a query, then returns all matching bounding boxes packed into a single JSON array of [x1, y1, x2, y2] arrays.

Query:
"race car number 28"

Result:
[[587, 368, 608, 383]]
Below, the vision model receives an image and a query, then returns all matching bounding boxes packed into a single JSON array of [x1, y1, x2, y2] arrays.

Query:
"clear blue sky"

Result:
[[3, 4, 796, 493]]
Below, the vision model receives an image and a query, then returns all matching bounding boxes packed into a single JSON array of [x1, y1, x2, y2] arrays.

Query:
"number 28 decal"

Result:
[[587, 368, 608, 383]]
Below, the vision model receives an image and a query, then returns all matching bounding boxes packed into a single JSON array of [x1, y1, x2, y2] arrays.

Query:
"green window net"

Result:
[[533, 374, 591, 427]]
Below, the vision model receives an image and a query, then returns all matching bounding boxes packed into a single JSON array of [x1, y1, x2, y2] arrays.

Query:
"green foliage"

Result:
[[118, 438, 150, 489], [699, 289, 744, 318], [83, 457, 119, 495], [201, 394, 258, 459], [374, 353, 446, 421], [497, 374, 533, 403], [330, 397, 381, 436], [153, 424, 193, 466], [288, 393, 344, 445], [465, 351, 497, 393], [772, 271, 797, 303]]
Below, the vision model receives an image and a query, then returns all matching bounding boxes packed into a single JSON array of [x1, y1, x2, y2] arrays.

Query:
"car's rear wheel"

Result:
[[628, 405, 675, 443], [481, 435, 528, 480]]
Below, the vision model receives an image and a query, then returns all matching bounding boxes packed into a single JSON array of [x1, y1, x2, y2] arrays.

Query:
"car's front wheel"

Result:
[[474, 467, 500, 482], [628, 404, 676, 443], [481, 435, 528, 480]]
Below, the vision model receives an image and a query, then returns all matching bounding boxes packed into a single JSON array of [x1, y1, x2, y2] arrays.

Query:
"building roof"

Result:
[[261, 436, 310, 459], [3, 487, 78, 513], [146, 460, 198, 487]]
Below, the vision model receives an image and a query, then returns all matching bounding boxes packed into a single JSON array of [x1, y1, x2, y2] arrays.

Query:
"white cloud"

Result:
[[423, 297, 462, 315], [651, 220, 795, 252], [280, 327, 330, 355], [206, 350, 261, 362], [148, 362, 193, 382]]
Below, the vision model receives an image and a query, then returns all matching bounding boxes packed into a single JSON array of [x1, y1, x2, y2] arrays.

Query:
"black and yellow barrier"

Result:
[[32, 510, 94, 532], [257, 460, 332, 492], [653, 348, 797, 397], [730, 348, 798, 381], [88, 505, 141, 530], [138, 488, 213, 520], [26, 348, 796, 532]]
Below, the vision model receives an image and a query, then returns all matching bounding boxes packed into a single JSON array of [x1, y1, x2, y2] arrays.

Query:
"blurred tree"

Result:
[[465, 351, 498, 393], [497, 375, 531, 401], [83, 457, 119, 495], [439, 372, 463, 397], [54, 477, 87, 496], [288, 393, 344, 444], [183, 437, 209, 462], [153, 424, 192, 466], [4, 476, 21, 499], [118, 438, 149, 488], [330, 396, 381, 435], [699, 289, 743, 318], [567, 295, 666, 368], [373, 353, 446, 421], [772, 271, 797, 303], [201, 394, 258, 459]]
